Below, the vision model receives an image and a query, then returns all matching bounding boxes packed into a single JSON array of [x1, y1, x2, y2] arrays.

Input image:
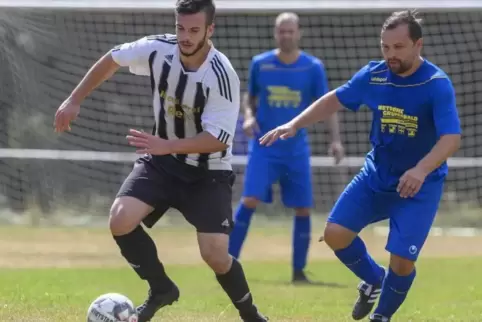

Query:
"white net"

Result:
[[0, 1, 481, 227]]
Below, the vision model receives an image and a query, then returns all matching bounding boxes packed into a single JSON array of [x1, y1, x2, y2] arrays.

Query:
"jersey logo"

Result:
[[378, 105, 418, 137], [164, 54, 173, 63], [267, 86, 301, 108], [370, 76, 387, 83], [210, 55, 233, 102]]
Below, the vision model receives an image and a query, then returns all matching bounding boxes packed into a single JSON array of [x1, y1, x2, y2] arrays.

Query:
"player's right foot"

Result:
[[292, 270, 312, 284], [351, 280, 382, 320], [136, 284, 180, 322], [239, 305, 269, 321]]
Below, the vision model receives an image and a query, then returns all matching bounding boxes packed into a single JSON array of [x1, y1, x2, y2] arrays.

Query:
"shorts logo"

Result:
[[409, 245, 418, 255]]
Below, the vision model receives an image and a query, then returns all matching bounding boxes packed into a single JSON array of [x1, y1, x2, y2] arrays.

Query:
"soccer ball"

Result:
[[87, 293, 138, 322]]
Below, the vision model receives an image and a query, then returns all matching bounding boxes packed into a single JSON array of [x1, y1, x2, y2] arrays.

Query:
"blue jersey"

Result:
[[336, 59, 461, 191], [248, 50, 329, 157]]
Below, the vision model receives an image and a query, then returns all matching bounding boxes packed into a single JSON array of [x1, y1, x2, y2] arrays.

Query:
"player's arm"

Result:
[[416, 79, 462, 173], [71, 36, 158, 104], [242, 58, 260, 137], [312, 60, 341, 142], [260, 65, 369, 145], [55, 35, 162, 132], [289, 65, 368, 131], [397, 78, 461, 198], [169, 79, 241, 154]]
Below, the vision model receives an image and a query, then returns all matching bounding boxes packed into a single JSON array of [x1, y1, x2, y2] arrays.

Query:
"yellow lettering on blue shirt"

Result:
[[378, 105, 418, 137], [267, 86, 301, 108]]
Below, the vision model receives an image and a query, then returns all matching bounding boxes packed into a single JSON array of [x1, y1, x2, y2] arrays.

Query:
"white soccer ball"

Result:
[[87, 293, 138, 322]]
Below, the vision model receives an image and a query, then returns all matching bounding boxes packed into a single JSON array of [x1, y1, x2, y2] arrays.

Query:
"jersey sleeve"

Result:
[[335, 64, 371, 111], [111, 34, 175, 76], [312, 59, 329, 100], [202, 74, 241, 146], [432, 78, 462, 137], [247, 58, 259, 97]]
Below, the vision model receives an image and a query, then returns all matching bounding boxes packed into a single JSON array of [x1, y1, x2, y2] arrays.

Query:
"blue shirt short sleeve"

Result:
[[335, 65, 370, 111], [431, 78, 462, 137]]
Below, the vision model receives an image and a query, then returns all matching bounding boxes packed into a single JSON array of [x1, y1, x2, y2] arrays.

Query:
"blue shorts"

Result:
[[242, 152, 313, 208], [327, 172, 444, 261]]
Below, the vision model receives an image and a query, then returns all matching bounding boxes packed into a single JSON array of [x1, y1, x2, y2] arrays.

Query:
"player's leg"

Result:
[[370, 181, 444, 322], [279, 154, 313, 283], [323, 173, 387, 320], [229, 152, 279, 259], [111, 157, 179, 322], [179, 171, 268, 321]]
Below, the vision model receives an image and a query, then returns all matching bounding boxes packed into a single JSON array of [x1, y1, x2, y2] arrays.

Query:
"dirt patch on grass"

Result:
[[0, 225, 480, 268]]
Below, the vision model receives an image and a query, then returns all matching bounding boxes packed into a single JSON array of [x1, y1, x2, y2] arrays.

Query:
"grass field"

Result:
[[0, 223, 482, 321]]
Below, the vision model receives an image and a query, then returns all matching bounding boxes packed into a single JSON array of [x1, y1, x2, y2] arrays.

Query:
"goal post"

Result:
[[0, 0, 480, 227]]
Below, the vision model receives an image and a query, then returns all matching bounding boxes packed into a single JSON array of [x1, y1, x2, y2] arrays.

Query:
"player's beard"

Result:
[[387, 58, 411, 74], [179, 31, 208, 57]]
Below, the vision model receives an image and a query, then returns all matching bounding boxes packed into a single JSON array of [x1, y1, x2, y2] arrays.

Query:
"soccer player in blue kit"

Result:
[[260, 10, 461, 322], [228, 12, 344, 283]]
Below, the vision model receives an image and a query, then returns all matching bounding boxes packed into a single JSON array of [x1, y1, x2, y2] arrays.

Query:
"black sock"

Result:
[[216, 258, 255, 314], [113, 225, 173, 294]]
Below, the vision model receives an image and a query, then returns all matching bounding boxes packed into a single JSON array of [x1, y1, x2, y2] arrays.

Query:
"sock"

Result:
[[113, 225, 174, 293], [216, 258, 256, 315], [374, 267, 416, 318], [228, 203, 255, 259], [334, 236, 385, 285], [292, 215, 311, 272]]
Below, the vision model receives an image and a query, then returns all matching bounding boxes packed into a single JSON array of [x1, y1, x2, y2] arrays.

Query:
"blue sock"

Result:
[[334, 236, 385, 285], [292, 216, 311, 272], [228, 203, 255, 259], [374, 267, 416, 318]]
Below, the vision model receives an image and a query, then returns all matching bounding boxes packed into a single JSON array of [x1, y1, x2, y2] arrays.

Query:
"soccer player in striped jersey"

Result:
[[53, 1, 268, 321], [228, 12, 344, 283], [260, 10, 461, 322]]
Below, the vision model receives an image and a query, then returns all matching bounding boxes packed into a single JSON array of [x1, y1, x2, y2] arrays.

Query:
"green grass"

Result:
[[1, 258, 482, 321], [0, 225, 481, 321]]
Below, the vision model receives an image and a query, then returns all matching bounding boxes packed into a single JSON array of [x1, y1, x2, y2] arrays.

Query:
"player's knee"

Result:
[[242, 197, 259, 209], [198, 233, 232, 274], [295, 208, 310, 217], [390, 254, 416, 276], [109, 199, 138, 236], [323, 222, 357, 251]]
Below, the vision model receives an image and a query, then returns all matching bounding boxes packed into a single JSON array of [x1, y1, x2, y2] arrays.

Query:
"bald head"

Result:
[[274, 12, 300, 53]]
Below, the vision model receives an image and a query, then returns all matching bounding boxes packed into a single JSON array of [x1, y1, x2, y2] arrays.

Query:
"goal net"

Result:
[[0, 1, 480, 227]]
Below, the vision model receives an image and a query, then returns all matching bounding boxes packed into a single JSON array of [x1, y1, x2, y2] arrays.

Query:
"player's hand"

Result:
[[397, 166, 428, 198], [259, 123, 297, 146], [242, 116, 259, 138], [126, 129, 172, 155], [54, 98, 80, 133], [329, 141, 345, 164]]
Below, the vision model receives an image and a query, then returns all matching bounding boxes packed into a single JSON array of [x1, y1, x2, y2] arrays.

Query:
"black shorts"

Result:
[[116, 155, 235, 234]]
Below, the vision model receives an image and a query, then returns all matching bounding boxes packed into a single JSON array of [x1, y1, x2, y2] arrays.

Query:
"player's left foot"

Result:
[[292, 270, 312, 284], [239, 305, 269, 321], [369, 313, 390, 321]]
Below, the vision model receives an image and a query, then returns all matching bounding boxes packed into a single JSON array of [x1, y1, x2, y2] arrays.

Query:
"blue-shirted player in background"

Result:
[[261, 10, 461, 321], [228, 12, 344, 284]]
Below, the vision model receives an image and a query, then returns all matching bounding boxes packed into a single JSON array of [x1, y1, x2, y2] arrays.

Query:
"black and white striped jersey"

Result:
[[111, 34, 240, 171]]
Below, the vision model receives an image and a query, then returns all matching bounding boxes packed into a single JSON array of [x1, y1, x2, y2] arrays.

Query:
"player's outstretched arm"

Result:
[[54, 52, 120, 132], [55, 35, 165, 133], [259, 90, 343, 146]]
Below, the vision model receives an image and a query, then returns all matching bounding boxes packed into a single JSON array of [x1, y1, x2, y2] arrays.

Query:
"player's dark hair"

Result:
[[175, 0, 216, 25], [382, 10, 423, 42]]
